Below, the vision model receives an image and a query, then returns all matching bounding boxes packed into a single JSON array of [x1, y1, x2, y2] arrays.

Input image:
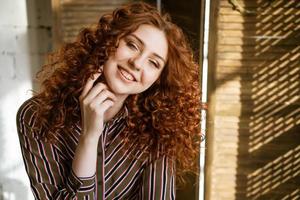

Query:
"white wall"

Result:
[[0, 0, 52, 199]]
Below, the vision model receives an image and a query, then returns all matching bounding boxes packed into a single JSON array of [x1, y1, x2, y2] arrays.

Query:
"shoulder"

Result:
[[16, 96, 41, 135]]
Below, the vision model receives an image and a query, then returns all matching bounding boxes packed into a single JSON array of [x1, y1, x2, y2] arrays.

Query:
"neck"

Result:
[[103, 92, 128, 123], [101, 73, 129, 122]]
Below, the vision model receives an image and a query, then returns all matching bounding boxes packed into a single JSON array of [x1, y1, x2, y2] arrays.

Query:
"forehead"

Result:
[[129, 24, 168, 61]]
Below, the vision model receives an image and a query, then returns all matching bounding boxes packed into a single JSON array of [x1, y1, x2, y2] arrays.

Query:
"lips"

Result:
[[118, 65, 137, 82]]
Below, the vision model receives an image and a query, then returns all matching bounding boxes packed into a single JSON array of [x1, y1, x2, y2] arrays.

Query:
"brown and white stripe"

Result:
[[17, 97, 176, 199]]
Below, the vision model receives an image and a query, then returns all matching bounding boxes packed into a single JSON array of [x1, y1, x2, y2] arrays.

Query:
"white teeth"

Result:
[[120, 68, 135, 81]]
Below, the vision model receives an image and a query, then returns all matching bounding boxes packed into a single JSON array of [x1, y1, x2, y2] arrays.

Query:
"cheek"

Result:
[[114, 46, 131, 60], [103, 59, 112, 73], [142, 68, 162, 85]]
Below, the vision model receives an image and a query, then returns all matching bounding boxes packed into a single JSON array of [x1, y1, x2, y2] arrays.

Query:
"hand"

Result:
[[79, 73, 116, 139]]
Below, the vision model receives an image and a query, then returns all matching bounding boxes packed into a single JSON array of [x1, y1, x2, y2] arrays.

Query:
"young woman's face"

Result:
[[103, 24, 168, 96]]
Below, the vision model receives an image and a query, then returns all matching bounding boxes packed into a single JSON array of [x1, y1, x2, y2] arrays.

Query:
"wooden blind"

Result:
[[206, 0, 300, 199], [52, 0, 132, 46]]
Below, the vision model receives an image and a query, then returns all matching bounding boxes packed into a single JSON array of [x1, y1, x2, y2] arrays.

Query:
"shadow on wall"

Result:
[[26, 0, 53, 92], [236, 0, 300, 199], [0, 0, 52, 199], [0, 110, 29, 200], [0, 178, 28, 200]]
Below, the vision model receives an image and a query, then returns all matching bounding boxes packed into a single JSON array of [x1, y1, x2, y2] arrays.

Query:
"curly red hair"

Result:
[[34, 2, 202, 186]]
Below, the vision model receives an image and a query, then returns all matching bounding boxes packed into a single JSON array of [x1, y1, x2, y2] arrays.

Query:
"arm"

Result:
[[72, 72, 116, 178], [141, 155, 176, 200], [17, 73, 117, 199], [17, 100, 96, 200]]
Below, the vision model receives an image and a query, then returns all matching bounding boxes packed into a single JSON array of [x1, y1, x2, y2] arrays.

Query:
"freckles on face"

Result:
[[103, 24, 168, 96]]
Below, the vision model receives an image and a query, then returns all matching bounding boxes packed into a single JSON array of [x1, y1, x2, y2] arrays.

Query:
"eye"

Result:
[[149, 60, 160, 69], [126, 40, 139, 51]]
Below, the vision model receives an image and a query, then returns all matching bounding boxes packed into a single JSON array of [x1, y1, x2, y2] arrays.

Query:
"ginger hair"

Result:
[[34, 2, 202, 186]]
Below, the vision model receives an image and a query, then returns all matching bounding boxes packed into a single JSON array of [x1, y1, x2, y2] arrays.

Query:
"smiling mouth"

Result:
[[118, 66, 137, 82]]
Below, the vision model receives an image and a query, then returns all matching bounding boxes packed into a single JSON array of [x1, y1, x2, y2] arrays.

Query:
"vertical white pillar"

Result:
[[199, 0, 211, 199], [156, 0, 161, 13]]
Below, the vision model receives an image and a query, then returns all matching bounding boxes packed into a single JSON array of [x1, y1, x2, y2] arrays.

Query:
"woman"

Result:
[[16, 2, 201, 199]]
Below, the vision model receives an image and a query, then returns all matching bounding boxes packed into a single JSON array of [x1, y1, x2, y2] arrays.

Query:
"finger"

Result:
[[100, 99, 115, 112], [99, 89, 117, 102], [80, 72, 102, 99], [90, 90, 117, 107], [84, 83, 108, 103]]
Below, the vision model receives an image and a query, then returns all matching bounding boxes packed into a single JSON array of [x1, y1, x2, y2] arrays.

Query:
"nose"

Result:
[[128, 54, 144, 71]]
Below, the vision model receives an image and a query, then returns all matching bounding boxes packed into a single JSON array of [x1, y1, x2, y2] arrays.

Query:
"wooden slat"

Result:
[[219, 7, 300, 16], [219, 0, 300, 9], [206, 0, 300, 199], [52, 0, 132, 44]]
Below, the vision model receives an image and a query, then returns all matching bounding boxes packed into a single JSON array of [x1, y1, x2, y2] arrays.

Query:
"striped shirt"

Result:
[[16, 97, 176, 200]]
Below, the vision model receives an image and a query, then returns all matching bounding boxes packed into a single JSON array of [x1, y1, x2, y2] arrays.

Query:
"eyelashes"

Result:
[[149, 60, 159, 68], [126, 40, 139, 51]]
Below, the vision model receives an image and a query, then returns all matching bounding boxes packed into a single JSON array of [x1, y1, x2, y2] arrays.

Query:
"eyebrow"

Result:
[[129, 34, 166, 64]]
